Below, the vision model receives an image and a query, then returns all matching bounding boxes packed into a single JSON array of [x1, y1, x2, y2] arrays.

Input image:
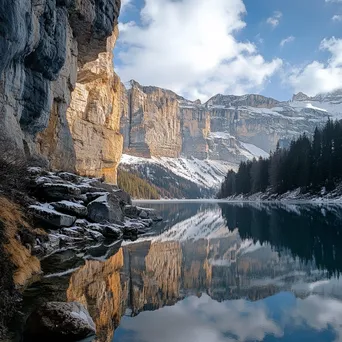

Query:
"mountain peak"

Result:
[[292, 92, 309, 102], [206, 93, 279, 109]]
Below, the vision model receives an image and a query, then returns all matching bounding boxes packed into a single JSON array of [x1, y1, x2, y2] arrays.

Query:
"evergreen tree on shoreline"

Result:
[[217, 119, 342, 198]]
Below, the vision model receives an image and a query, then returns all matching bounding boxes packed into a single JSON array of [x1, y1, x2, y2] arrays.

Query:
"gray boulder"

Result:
[[24, 302, 96, 341], [87, 223, 122, 239], [60, 227, 86, 238], [85, 192, 109, 203], [139, 210, 148, 219], [29, 205, 76, 228], [51, 201, 88, 217], [38, 183, 82, 201], [122, 225, 139, 239], [87, 193, 124, 223], [124, 205, 141, 218], [114, 189, 132, 205], [138, 207, 163, 221], [57, 172, 81, 183]]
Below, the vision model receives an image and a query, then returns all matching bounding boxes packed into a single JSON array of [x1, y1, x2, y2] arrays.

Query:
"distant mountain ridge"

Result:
[[120, 81, 342, 197]]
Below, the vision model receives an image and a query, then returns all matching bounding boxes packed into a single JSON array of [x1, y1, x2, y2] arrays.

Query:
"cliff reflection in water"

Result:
[[66, 203, 342, 341]]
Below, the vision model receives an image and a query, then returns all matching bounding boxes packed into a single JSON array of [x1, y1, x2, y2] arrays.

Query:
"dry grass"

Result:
[[0, 196, 41, 287]]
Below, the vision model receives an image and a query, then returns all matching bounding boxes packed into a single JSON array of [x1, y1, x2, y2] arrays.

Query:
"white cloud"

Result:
[[266, 11, 282, 28], [119, 294, 283, 342], [332, 14, 342, 21], [286, 37, 342, 96], [289, 295, 342, 341], [280, 36, 295, 47], [117, 0, 282, 101], [121, 0, 132, 12]]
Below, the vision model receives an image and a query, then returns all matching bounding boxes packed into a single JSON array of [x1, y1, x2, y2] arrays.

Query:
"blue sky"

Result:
[[115, 0, 342, 102]]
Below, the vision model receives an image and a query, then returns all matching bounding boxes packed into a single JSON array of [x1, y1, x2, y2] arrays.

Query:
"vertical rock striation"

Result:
[[0, 0, 122, 182], [66, 27, 123, 184], [122, 81, 182, 158]]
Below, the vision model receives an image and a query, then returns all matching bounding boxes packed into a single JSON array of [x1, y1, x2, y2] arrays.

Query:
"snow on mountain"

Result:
[[120, 154, 237, 189], [240, 142, 269, 159], [152, 209, 231, 242], [121, 85, 342, 197]]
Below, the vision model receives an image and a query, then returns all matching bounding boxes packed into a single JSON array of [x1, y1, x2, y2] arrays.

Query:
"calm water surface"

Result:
[[21, 202, 342, 342]]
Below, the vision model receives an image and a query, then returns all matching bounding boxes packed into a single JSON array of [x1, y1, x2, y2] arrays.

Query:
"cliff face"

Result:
[[122, 81, 182, 158], [0, 0, 122, 183], [66, 27, 123, 184], [121, 83, 334, 163]]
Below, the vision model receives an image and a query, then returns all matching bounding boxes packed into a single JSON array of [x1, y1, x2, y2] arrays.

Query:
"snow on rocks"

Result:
[[37, 183, 82, 201], [51, 200, 88, 217], [26, 168, 162, 256], [87, 193, 124, 223], [29, 204, 76, 228]]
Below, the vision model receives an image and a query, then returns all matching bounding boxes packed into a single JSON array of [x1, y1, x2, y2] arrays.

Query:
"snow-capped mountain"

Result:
[[120, 82, 342, 198]]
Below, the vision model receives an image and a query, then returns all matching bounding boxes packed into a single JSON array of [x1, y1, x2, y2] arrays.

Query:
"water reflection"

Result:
[[64, 202, 342, 342]]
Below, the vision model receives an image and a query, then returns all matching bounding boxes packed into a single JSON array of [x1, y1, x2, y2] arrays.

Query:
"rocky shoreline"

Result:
[[0, 167, 162, 341], [25, 167, 162, 259], [221, 183, 342, 203]]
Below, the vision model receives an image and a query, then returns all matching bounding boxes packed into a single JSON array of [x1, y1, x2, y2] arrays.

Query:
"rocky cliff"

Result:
[[120, 82, 341, 195], [0, 0, 122, 183], [121, 82, 337, 164]]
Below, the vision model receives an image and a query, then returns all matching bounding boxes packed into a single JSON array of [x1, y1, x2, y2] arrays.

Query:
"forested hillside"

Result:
[[218, 120, 342, 198], [117, 169, 160, 199]]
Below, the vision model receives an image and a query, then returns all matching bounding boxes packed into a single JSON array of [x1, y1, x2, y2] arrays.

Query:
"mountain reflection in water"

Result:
[[64, 202, 342, 342]]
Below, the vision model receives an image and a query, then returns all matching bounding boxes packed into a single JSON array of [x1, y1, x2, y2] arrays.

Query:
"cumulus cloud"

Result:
[[332, 14, 342, 21], [286, 37, 342, 95], [117, 0, 282, 101], [119, 294, 283, 342], [266, 11, 282, 28], [289, 295, 342, 340], [280, 36, 295, 47]]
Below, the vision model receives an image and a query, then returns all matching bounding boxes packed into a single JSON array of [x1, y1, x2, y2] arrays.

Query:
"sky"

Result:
[[114, 0, 342, 102]]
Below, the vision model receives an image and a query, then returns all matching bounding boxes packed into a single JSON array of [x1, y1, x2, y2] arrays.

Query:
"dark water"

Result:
[[21, 202, 342, 342]]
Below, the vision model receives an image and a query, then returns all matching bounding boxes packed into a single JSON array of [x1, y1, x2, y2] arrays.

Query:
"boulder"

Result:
[[60, 227, 86, 238], [24, 302, 96, 341], [57, 172, 81, 183], [85, 229, 105, 242], [51, 201, 88, 217], [139, 210, 148, 219], [122, 225, 139, 239], [138, 207, 163, 221], [87, 180, 119, 193], [114, 189, 132, 205], [29, 205, 76, 228], [124, 205, 141, 218], [87, 223, 122, 239], [87, 193, 124, 224], [85, 192, 109, 203], [37, 183, 82, 201]]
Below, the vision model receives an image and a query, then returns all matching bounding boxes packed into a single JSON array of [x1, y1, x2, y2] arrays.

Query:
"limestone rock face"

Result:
[[122, 81, 182, 158], [121, 82, 333, 164], [66, 27, 123, 184], [0, 0, 122, 182], [179, 99, 211, 159]]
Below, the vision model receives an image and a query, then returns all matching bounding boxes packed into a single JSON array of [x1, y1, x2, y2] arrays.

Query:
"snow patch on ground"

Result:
[[240, 142, 269, 159]]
